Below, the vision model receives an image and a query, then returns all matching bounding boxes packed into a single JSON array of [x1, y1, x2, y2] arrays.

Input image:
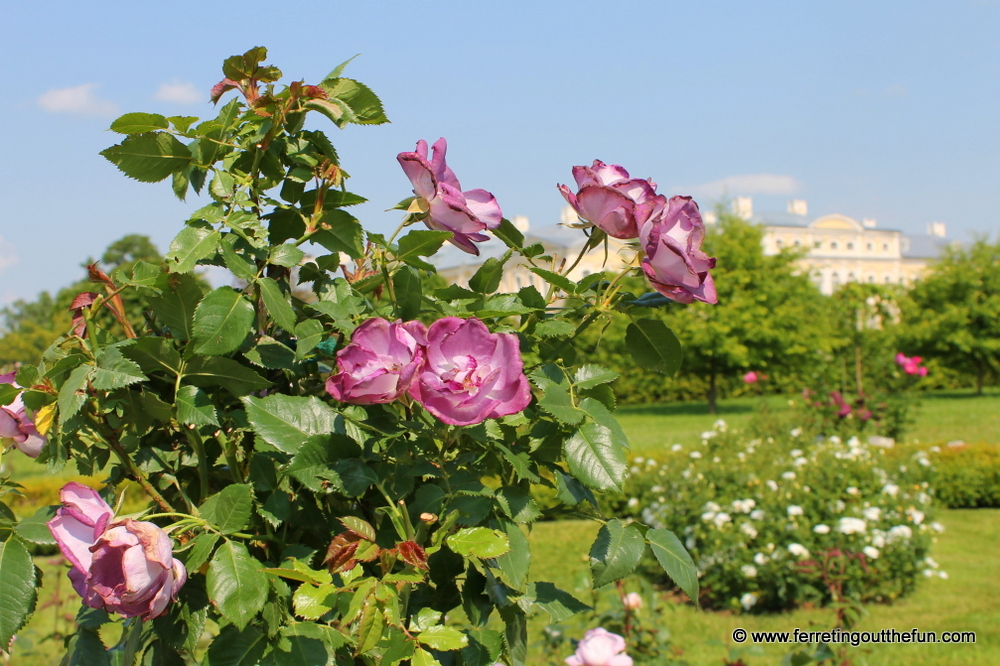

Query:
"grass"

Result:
[[527, 509, 999, 666], [616, 388, 1000, 457]]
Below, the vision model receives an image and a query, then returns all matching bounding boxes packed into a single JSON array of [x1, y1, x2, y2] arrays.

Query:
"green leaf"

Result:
[[468, 251, 511, 294], [534, 320, 576, 338], [258, 277, 297, 333], [324, 77, 389, 125], [492, 218, 524, 250], [418, 626, 468, 651], [176, 385, 221, 426], [58, 364, 93, 421], [395, 230, 451, 269], [462, 627, 504, 666], [526, 582, 591, 622], [166, 227, 221, 274], [110, 112, 169, 134], [527, 267, 575, 294], [647, 528, 699, 603], [625, 319, 683, 376], [292, 583, 339, 621], [218, 236, 257, 281], [204, 625, 267, 666], [269, 244, 305, 268], [334, 459, 378, 496], [538, 385, 585, 425], [495, 487, 540, 524], [0, 535, 37, 648], [92, 346, 147, 390], [14, 505, 57, 545], [200, 484, 253, 534], [579, 397, 629, 451], [67, 628, 111, 666], [498, 605, 527, 666], [494, 520, 530, 589], [206, 540, 269, 630], [242, 394, 338, 454], [101, 132, 192, 183], [411, 647, 442, 666], [393, 267, 423, 320], [294, 320, 325, 360], [184, 356, 271, 397], [589, 520, 646, 588], [285, 435, 344, 492], [313, 211, 364, 259], [447, 527, 510, 559], [564, 423, 628, 492], [356, 599, 385, 655], [150, 273, 204, 341], [245, 336, 297, 369], [574, 364, 619, 390], [123, 338, 182, 376], [191, 287, 254, 356], [181, 532, 219, 571], [271, 623, 333, 666]]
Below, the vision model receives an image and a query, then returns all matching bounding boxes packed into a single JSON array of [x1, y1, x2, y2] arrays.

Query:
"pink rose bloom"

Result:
[[565, 628, 633, 666], [0, 371, 46, 458], [408, 317, 531, 426], [47, 482, 186, 621], [326, 318, 428, 405], [895, 353, 909, 367], [558, 160, 665, 240], [743, 371, 759, 384], [639, 196, 717, 304], [397, 138, 502, 255]]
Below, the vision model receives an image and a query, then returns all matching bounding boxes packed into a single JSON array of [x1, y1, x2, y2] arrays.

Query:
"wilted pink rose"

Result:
[[326, 318, 428, 405], [639, 196, 717, 304], [408, 317, 531, 426], [558, 160, 665, 239], [47, 482, 186, 621], [0, 371, 46, 458], [565, 628, 633, 666], [743, 371, 759, 384], [398, 138, 502, 255]]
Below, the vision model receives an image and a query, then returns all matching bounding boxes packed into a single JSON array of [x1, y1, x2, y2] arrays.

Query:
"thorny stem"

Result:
[[96, 417, 177, 515], [185, 427, 211, 502]]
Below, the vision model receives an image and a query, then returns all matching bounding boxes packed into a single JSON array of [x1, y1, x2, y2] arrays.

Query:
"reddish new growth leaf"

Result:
[[69, 292, 99, 337], [210, 78, 240, 104], [397, 541, 429, 570], [324, 532, 362, 573]]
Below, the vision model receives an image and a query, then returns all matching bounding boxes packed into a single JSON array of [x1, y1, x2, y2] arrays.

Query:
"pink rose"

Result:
[[743, 371, 759, 384], [639, 196, 717, 304], [397, 138, 502, 255], [408, 317, 531, 426], [895, 353, 928, 376], [558, 160, 665, 240], [326, 318, 428, 405], [47, 482, 186, 621], [565, 628, 633, 666], [0, 371, 46, 458]]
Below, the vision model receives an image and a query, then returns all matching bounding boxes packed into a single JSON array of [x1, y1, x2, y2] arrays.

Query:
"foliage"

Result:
[[0, 48, 701, 665], [607, 422, 941, 612], [901, 238, 1000, 394], [889, 443, 1000, 509]]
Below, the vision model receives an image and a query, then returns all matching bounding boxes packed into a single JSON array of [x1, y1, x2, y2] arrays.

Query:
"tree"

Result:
[[0, 235, 164, 367], [902, 238, 1000, 394], [586, 213, 836, 412]]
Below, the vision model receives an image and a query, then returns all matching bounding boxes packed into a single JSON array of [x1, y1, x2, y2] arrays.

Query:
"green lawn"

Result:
[[616, 388, 1000, 457], [528, 509, 999, 666]]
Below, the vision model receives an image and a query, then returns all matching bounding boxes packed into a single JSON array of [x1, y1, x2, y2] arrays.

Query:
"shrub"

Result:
[[608, 423, 943, 612], [889, 443, 1000, 508]]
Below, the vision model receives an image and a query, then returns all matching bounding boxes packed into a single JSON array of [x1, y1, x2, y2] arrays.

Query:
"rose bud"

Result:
[[565, 627, 633, 666], [326, 318, 428, 405], [47, 482, 186, 621], [397, 138, 502, 255], [558, 160, 664, 240], [622, 592, 644, 611], [0, 371, 46, 458], [638, 196, 717, 304], [408, 317, 531, 426]]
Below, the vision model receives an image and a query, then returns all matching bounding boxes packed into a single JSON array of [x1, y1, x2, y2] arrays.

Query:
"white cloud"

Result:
[[676, 173, 802, 198], [37, 83, 119, 116], [0, 235, 19, 275], [154, 80, 202, 105]]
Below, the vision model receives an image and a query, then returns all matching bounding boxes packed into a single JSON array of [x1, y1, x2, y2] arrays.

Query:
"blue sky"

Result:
[[2, 1, 999, 307]]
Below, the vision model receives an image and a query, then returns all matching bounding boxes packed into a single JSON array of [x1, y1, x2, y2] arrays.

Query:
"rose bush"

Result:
[[0, 48, 709, 664]]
